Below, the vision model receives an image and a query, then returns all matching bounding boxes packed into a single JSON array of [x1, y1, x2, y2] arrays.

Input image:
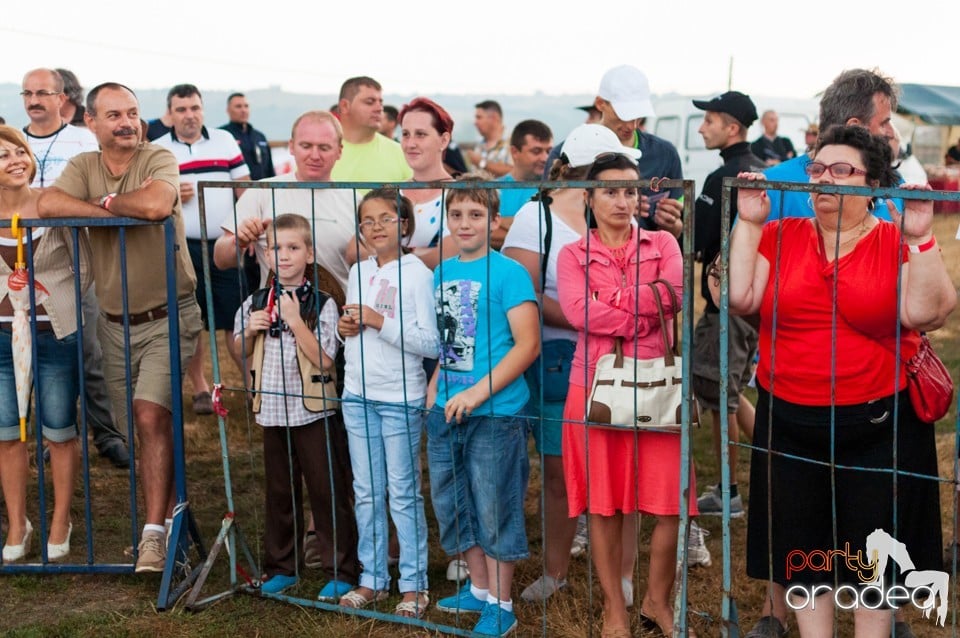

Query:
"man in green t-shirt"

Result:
[[330, 76, 411, 184]]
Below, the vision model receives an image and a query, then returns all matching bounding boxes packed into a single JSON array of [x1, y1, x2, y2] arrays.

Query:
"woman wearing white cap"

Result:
[[503, 124, 642, 604]]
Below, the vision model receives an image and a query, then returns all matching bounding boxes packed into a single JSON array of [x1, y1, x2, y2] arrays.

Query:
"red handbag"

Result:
[[904, 335, 954, 423]]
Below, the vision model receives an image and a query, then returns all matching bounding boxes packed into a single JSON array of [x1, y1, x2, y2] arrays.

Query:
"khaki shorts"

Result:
[[98, 298, 201, 428], [691, 312, 758, 413]]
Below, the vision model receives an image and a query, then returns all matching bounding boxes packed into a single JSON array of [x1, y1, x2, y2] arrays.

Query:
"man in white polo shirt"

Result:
[[154, 84, 249, 415]]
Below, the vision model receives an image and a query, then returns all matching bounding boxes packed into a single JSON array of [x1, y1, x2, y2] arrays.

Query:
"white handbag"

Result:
[[586, 280, 697, 432]]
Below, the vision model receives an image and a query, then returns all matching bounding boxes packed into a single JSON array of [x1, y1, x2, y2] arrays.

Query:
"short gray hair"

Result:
[[819, 69, 898, 131]]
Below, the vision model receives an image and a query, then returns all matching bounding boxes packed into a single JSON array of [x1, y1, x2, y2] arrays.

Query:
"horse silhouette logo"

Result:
[[863, 528, 948, 627]]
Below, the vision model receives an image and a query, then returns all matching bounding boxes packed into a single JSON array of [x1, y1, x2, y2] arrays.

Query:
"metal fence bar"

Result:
[[0, 217, 202, 600], [197, 177, 701, 636]]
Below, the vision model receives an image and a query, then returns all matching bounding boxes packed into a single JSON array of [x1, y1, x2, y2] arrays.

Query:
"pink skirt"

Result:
[[562, 384, 699, 517]]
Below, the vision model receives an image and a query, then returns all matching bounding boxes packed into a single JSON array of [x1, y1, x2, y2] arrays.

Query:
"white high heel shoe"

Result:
[[2, 519, 33, 562], [47, 523, 72, 562]]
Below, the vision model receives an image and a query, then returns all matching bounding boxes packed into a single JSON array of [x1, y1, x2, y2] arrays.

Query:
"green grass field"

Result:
[[2, 216, 959, 637]]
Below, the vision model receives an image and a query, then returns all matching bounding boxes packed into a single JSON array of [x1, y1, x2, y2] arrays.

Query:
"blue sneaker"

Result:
[[436, 580, 486, 614], [473, 603, 517, 636], [260, 574, 297, 595], [317, 579, 353, 602]]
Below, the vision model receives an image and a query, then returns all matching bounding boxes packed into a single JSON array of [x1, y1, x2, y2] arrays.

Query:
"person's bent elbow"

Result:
[[37, 189, 64, 218]]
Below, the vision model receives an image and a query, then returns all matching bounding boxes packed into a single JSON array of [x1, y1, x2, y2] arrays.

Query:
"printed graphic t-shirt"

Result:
[[433, 251, 535, 416]]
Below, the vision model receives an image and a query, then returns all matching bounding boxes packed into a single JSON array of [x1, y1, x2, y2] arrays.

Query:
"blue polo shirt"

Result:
[[763, 154, 898, 221], [498, 173, 538, 218]]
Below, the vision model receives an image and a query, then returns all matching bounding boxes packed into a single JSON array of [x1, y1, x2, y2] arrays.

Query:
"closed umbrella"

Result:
[[7, 215, 49, 442]]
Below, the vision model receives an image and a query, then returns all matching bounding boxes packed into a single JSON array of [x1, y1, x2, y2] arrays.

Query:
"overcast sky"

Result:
[[4, 1, 958, 99]]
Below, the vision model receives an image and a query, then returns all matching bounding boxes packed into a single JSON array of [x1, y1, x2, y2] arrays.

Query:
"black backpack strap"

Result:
[[249, 286, 272, 312], [540, 193, 553, 291]]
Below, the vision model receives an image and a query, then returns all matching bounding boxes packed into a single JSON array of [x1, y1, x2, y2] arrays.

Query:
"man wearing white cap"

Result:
[[544, 65, 685, 238]]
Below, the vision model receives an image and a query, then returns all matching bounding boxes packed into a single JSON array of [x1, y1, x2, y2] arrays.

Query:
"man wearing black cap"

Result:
[[689, 91, 765, 564]]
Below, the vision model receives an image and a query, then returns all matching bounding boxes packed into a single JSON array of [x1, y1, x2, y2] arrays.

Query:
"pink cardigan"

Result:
[[557, 226, 683, 386]]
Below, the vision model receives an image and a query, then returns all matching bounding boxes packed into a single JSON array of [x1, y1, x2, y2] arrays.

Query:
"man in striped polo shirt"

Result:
[[154, 84, 249, 415]]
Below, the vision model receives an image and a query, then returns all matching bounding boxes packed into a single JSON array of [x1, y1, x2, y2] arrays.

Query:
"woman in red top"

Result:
[[729, 125, 956, 637], [557, 153, 697, 637]]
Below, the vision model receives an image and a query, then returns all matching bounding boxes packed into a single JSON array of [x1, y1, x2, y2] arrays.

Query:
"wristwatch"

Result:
[[99, 192, 117, 210]]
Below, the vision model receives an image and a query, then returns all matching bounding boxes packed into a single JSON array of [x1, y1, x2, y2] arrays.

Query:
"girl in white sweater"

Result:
[[337, 188, 439, 618]]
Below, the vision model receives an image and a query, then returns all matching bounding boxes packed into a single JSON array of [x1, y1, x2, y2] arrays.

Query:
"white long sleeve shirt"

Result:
[[343, 254, 439, 402]]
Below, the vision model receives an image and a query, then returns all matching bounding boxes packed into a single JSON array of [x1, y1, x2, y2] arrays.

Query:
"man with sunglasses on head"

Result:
[[743, 68, 910, 638], [20, 68, 131, 470], [762, 68, 900, 223], [543, 65, 685, 238]]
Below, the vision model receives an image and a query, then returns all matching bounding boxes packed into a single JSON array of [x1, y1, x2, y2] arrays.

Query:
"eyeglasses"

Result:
[[20, 90, 61, 98], [359, 215, 400, 230], [804, 161, 867, 179]]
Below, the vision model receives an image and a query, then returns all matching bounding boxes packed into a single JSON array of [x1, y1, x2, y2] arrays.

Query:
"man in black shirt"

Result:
[[690, 90, 765, 525], [220, 93, 275, 180], [751, 109, 796, 166]]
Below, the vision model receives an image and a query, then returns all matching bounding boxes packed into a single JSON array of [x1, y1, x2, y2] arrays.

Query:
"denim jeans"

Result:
[[426, 409, 530, 562], [0, 328, 79, 443], [342, 390, 428, 593]]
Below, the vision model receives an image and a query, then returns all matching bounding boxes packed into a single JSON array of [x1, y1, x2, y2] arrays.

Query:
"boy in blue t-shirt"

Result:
[[428, 180, 540, 637]]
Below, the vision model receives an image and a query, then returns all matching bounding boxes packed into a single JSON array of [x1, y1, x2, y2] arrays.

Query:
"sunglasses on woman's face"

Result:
[[805, 161, 867, 179]]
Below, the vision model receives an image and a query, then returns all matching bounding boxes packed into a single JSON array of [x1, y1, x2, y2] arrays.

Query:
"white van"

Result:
[[648, 95, 819, 191]]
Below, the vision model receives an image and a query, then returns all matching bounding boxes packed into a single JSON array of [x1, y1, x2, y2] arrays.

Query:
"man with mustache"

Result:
[[20, 68, 131, 470], [38, 82, 200, 575], [21, 68, 98, 189]]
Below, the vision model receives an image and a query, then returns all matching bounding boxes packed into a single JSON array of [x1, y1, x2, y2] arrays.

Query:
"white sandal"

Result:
[[339, 588, 389, 609], [395, 591, 430, 618]]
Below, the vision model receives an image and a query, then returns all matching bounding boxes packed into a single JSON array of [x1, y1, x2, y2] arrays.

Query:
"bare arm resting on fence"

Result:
[[213, 217, 265, 269], [38, 176, 177, 222], [887, 185, 957, 331]]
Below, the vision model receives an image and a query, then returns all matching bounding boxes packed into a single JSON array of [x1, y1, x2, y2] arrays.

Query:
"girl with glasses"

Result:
[[338, 188, 439, 618]]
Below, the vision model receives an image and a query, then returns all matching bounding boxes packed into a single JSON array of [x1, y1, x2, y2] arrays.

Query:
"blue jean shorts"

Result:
[[426, 409, 530, 562], [0, 327, 79, 443]]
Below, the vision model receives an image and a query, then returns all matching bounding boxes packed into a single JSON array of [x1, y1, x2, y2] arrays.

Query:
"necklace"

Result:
[[28, 121, 66, 188], [817, 216, 871, 253]]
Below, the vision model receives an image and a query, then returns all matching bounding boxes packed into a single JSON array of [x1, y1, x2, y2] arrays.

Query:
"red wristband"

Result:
[[907, 236, 937, 254]]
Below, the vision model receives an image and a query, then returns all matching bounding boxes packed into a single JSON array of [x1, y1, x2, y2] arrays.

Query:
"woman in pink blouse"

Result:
[[557, 152, 696, 637]]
